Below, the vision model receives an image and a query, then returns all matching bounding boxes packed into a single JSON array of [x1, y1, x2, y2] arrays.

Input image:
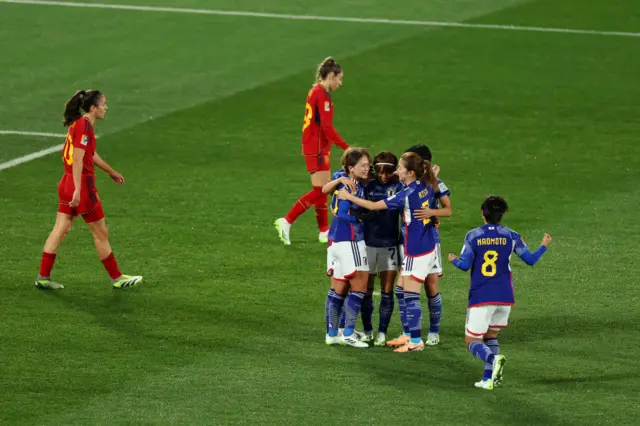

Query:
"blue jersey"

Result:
[[452, 224, 548, 307], [328, 172, 365, 243], [363, 179, 403, 247], [430, 178, 451, 244], [383, 180, 437, 257]]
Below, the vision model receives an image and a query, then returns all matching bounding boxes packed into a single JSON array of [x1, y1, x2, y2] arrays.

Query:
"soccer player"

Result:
[[407, 144, 452, 346], [362, 151, 404, 346], [35, 90, 143, 290], [338, 152, 438, 352], [275, 57, 349, 246], [324, 148, 371, 348], [449, 195, 552, 390]]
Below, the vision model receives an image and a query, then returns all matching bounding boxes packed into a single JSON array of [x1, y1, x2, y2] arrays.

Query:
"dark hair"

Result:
[[316, 57, 342, 82], [342, 147, 371, 175], [481, 195, 509, 224], [63, 89, 103, 127], [404, 144, 432, 162], [373, 151, 398, 178], [399, 152, 438, 188]]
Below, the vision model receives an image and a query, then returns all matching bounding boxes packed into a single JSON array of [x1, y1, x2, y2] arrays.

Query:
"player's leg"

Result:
[[375, 246, 398, 346], [275, 157, 329, 245], [485, 306, 510, 385], [36, 212, 75, 289], [465, 306, 505, 390], [392, 274, 425, 352], [84, 208, 142, 288], [339, 241, 369, 348], [325, 278, 348, 345], [360, 246, 378, 342], [425, 274, 442, 346], [387, 252, 410, 347], [424, 243, 443, 345]]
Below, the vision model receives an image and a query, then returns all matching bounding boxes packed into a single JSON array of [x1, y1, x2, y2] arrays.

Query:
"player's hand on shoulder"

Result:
[[337, 188, 353, 200], [340, 177, 356, 192], [541, 233, 552, 246], [110, 171, 125, 184], [432, 164, 440, 177], [448, 253, 458, 263]]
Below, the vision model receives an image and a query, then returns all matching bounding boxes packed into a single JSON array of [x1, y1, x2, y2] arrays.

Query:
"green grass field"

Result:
[[1, 0, 639, 424]]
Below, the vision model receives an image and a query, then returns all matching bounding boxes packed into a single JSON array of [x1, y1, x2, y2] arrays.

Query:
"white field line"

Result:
[[2, 0, 640, 38], [0, 131, 98, 172]]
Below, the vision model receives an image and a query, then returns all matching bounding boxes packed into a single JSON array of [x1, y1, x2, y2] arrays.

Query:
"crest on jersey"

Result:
[[81, 135, 89, 146], [387, 188, 397, 197], [324, 101, 331, 111]]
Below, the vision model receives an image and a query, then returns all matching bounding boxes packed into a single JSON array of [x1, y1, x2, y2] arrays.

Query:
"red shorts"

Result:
[[57, 173, 105, 223], [304, 153, 331, 174]]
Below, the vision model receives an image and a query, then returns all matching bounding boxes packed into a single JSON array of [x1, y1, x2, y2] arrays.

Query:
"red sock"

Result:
[[285, 187, 324, 224], [39, 252, 57, 277], [315, 192, 329, 232], [101, 252, 122, 279]]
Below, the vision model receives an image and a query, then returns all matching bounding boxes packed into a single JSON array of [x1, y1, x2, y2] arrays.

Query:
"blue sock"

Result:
[[483, 337, 500, 380], [327, 292, 345, 337], [404, 291, 422, 344], [427, 292, 442, 334], [468, 341, 495, 364], [361, 290, 374, 332], [325, 289, 336, 333], [378, 291, 394, 333], [343, 291, 365, 337], [395, 285, 409, 335], [339, 307, 346, 329]]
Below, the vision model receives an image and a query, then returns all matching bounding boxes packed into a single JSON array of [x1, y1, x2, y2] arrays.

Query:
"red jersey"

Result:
[[301, 84, 348, 155], [62, 117, 96, 175]]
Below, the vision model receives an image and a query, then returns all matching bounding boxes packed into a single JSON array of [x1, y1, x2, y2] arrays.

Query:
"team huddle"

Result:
[[275, 57, 553, 390]]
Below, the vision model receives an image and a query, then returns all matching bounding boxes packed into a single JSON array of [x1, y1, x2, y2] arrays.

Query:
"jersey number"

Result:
[[302, 103, 313, 132], [481, 250, 498, 277], [420, 201, 431, 225], [62, 135, 74, 166]]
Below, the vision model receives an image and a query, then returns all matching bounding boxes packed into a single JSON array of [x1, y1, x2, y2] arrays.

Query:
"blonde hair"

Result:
[[316, 56, 342, 82]]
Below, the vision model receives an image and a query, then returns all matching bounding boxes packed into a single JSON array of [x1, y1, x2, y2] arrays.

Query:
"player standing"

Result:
[[407, 144, 452, 346], [338, 152, 438, 352], [324, 149, 371, 348], [449, 195, 551, 389], [275, 57, 349, 246], [35, 90, 143, 290], [362, 151, 404, 346]]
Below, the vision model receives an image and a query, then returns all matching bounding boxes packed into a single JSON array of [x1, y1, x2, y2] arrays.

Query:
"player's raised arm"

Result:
[[322, 176, 356, 194], [514, 233, 552, 266]]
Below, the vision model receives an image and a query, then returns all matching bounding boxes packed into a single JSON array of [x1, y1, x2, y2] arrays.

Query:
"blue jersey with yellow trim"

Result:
[[328, 172, 365, 242], [383, 180, 437, 257], [453, 224, 548, 307]]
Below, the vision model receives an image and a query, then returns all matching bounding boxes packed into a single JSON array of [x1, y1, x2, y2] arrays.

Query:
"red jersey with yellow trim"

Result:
[[301, 84, 348, 155], [62, 117, 96, 175]]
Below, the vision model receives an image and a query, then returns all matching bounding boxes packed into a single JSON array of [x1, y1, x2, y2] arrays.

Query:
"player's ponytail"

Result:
[[420, 159, 439, 189], [63, 89, 103, 127], [316, 56, 342, 82]]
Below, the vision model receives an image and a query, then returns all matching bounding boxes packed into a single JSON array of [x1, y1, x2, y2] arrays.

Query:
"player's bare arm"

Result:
[[322, 176, 356, 194], [93, 152, 124, 184], [414, 195, 452, 221], [70, 147, 86, 207]]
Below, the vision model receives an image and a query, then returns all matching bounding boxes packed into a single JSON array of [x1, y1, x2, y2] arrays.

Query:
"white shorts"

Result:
[[366, 246, 400, 274], [400, 250, 437, 282], [430, 243, 443, 275], [465, 305, 512, 338], [326, 244, 334, 276], [330, 240, 368, 281]]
